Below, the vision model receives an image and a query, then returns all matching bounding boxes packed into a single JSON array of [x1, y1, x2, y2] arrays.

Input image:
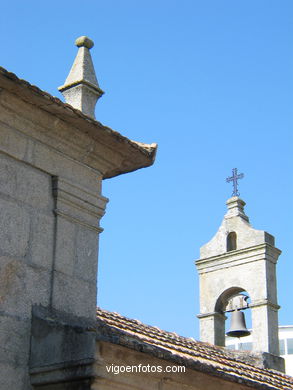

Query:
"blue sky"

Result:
[[1, 1, 292, 338]]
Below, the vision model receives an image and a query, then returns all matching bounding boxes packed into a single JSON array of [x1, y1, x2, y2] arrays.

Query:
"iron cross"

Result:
[[226, 168, 244, 197]]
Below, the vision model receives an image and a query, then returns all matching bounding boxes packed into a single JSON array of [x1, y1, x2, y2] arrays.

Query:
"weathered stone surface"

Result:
[[30, 307, 96, 389], [58, 36, 104, 119], [52, 271, 97, 320], [0, 308, 31, 387], [30, 212, 55, 269], [0, 362, 31, 389], [0, 119, 30, 162], [0, 199, 30, 257], [54, 217, 76, 276], [75, 226, 99, 283], [33, 141, 105, 194], [0, 258, 50, 316], [0, 315, 30, 367], [0, 153, 52, 209]]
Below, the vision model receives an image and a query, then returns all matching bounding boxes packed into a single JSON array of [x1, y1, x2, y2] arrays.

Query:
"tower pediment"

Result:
[[200, 197, 276, 259]]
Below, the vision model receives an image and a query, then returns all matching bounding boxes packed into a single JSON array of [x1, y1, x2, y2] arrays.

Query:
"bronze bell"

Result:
[[226, 310, 251, 338]]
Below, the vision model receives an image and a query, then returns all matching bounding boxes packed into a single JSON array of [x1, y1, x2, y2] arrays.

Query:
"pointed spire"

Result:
[[58, 36, 104, 119]]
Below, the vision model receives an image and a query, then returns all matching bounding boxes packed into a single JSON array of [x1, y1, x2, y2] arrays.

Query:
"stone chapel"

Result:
[[0, 36, 292, 389]]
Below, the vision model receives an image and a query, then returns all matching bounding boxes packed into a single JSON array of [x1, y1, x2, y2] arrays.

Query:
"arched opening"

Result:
[[215, 286, 245, 313], [214, 287, 252, 349], [227, 231, 237, 251]]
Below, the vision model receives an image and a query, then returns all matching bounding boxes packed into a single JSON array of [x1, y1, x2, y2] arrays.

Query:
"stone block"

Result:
[[30, 306, 96, 389], [33, 142, 102, 194], [0, 362, 31, 389], [30, 212, 55, 269], [52, 271, 97, 320], [0, 314, 30, 367], [0, 120, 29, 162], [54, 217, 76, 276], [30, 308, 96, 368], [0, 258, 50, 316], [0, 198, 30, 257], [0, 153, 52, 210], [75, 226, 99, 283], [260, 352, 285, 372]]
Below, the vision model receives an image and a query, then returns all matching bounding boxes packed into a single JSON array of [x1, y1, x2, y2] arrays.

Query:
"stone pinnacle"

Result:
[[58, 36, 104, 119]]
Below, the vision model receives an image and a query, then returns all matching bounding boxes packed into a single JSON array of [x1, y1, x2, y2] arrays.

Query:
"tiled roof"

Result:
[[96, 308, 293, 390]]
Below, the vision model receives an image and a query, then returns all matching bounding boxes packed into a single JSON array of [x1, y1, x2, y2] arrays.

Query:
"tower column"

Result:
[[198, 312, 226, 346], [251, 301, 280, 355]]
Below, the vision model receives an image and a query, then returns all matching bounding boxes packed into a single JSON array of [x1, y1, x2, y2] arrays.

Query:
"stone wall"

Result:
[[0, 86, 107, 388], [0, 153, 54, 388], [0, 62, 156, 388]]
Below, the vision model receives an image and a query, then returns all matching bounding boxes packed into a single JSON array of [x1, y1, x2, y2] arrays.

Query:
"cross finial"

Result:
[[226, 168, 244, 197]]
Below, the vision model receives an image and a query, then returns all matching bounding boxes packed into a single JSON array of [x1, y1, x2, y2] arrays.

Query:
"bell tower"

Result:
[[196, 195, 285, 371]]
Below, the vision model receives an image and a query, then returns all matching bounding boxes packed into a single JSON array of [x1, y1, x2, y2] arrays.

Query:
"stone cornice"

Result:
[[52, 177, 108, 231], [197, 312, 227, 320], [249, 299, 280, 311], [0, 66, 157, 179], [196, 243, 281, 273]]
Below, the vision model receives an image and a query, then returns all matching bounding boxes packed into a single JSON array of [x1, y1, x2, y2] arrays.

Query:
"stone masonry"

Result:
[[0, 39, 156, 389], [196, 197, 284, 372]]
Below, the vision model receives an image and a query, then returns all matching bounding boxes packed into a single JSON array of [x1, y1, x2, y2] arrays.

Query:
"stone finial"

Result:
[[225, 196, 249, 222], [75, 36, 94, 49], [58, 36, 104, 119]]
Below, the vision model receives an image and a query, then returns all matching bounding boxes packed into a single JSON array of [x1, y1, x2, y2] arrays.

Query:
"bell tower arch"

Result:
[[196, 197, 283, 362]]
